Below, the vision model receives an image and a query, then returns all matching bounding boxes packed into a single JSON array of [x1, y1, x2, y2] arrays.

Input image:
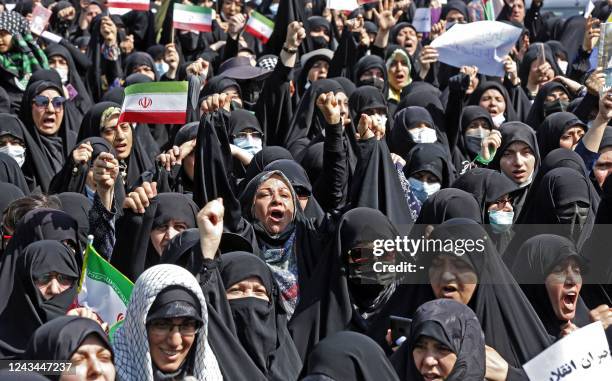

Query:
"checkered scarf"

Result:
[[0, 12, 49, 89], [257, 56, 277, 71], [112, 264, 223, 381]]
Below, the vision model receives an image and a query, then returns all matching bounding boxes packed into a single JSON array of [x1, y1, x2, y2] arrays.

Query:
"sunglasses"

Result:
[[32, 95, 66, 109]]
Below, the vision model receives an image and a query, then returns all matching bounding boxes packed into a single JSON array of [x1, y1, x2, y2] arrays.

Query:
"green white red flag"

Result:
[[173, 3, 213, 33], [245, 11, 274, 43], [106, 0, 150, 11], [119, 81, 188, 125]]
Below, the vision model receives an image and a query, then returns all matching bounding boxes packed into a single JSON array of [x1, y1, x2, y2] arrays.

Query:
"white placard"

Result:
[[326, 0, 359, 11], [523, 322, 612, 381], [41, 31, 62, 43], [584, 0, 595, 18], [413, 8, 431, 33], [429, 20, 522, 77]]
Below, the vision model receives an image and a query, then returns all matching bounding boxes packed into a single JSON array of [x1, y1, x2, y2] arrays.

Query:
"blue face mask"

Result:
[[408, 177, 441, 204], [269, 2, 279, 16], [488, 210, 514, 233], [154, 62, 169, 77], [234, 136, 263, 155]]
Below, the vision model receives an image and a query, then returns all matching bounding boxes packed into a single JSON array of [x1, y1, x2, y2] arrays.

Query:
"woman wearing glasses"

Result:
[[17, 80, 75, 193], [112, 264, 223, 380]]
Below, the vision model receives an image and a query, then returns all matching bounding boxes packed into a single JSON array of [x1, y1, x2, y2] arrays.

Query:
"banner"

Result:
[[429, 21, 522, 76], [523, 322, 612, 381]]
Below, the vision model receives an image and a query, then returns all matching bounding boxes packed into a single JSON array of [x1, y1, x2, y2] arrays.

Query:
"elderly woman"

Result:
[[112, 264, 223, 380], [391, 299, 486, 381]]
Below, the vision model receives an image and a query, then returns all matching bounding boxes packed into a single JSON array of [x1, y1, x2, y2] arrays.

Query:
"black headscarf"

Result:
[[241, 146, 293, 192], [23, 316, 112, 381], [0, 153, 29, 195], [219, 251, 302, 380], [0, 182, 24, 216], [0, 240, 79, 359], [525, 81, 571, 129], [77, 101, 155, 189], [518, 43, 562, 96], [389, 106, 444, 159], [536, 112, 586, 158], [510, 234, 592, 339], [289, 207, 399, 362], [353, 55, 387, 92], [304, 331, 400, 381], [457, 105, 494, 160], [468, 81, 519, 123], [413, 188, 483, 226], [123, 52, 158, 81], [390, 299, 485, 381], [420, 220, 554, 367], [18, 81, 77, 182], [403, 143, 455, 188], [56, 192, 91, 248]]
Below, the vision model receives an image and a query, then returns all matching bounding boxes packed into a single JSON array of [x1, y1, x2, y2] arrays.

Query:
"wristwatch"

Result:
[[282, 44, 298, 54]]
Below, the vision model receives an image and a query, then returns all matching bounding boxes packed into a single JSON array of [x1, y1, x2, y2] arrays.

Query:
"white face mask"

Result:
[[269, 2, 279, 15], [0, 145, 26, 167], [372, 114, 388, 129], [488, 210, 514, 233], [408, 127, 437, 144], [54, 67, 69, 84], [557, 60, 568, 75], [491, 114, 506, 128], [408, 177, 441, 203], [234, 136, 263, 155]]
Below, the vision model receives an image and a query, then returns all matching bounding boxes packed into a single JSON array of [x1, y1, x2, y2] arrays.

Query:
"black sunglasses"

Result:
[[32, 95, 66, 109]]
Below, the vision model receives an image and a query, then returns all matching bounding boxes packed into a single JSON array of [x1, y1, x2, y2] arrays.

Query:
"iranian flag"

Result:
[[106, 0, 150, 11], [483, 0, 495, 20], [245, 11, 274, 43], [119, 81, 188, 124], [73, 239, 133, 331], [173, 3, 213, 33]]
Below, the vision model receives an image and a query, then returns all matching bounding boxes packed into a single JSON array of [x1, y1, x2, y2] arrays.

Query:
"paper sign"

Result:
[[584, 0, 595, 18], [41, 31, 63, 43], [413, 8, 431, 33], [429, 20, 522, 77], [327, 0, 359, 10], [598, 23, 612, 95], [523, 322, 612, 381], [30, 5, 52, 36]]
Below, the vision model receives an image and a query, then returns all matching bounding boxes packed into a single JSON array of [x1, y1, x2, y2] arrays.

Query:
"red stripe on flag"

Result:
[[119, 111, 187, 125], [245, 26, 270, 43], [173, 21, 212, 33], [107, 2, 149, 10]]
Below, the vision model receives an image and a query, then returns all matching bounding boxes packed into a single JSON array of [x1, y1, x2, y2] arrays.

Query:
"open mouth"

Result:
[[114, 142, 127, 152], [160, 348, 181, 360], [42, 116, 56, 127], [269, 208, 285, 223], [561, 291, 578, 312], [395, 73, 406, 82], [422, 373, 442, 381], [441, 284, 458, 297]]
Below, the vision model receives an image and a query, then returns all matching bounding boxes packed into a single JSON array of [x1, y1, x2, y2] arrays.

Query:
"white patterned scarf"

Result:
[[112, 264, 224, 381]]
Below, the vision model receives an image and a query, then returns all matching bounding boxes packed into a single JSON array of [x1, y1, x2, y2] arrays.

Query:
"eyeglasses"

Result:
[[32, 95, 66, 110], [148, 319, 201, 337], [493, 197, 512, 207], [348, 247, 395, 264], [33, 272, 76, 287]]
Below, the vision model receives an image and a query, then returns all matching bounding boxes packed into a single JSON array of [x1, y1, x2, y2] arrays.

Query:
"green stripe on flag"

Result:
[[251, 11, 274, 29], [124, 81, 188, 96], [174, 3, 212, 14], [81, 244, 134, 304]]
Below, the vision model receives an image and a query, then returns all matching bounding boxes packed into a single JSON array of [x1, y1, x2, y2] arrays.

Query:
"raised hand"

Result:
[[316, 92, 341, 125], [123, 181, 157, 214], [197, 198, 224, 260], [372, 0, 403, 31]]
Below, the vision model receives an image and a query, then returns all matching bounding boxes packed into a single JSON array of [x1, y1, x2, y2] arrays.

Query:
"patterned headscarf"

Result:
[[112, 264, 224, 381]]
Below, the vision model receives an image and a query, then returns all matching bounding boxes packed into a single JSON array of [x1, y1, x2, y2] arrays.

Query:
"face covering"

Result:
[[408, 127, 437, 144], [556, 202, 589, 242], [311, 36, 329, 49], [228, 297, 276, 372], [543, 99, 570, 117], [557, 60, 568, 74], [347, 254, 395, 310], [492, 113, 506, 127], [464, 128, 489, 157], [234, 136, 263, 155], [54, 67, 69, 84], [154, 62, 169, 78], [488, 210, 514, 233], [0, 145, 26, 167], [408, 177, 441, 203], [269, 2, 279, 15], [359, 76, 385, 92]]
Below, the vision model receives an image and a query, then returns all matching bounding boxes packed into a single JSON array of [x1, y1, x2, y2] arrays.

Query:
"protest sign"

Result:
[[30, 5, 52, 36], [413, 8, 431, 33], [584, 0, 595, 18], [598, 23, 612, 95], [327, 0, 359, 11], [429, 20, 521, 76], [523, 322, 612, 381]]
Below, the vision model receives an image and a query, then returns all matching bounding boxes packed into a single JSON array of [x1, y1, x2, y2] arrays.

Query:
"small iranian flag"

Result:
[[106, 0, 150, 11], [119, 81, 188, 124], [74, 239, 133, 332], [245, 11, 274, 43], [482, 0, 495, 20], [173, 3, 213, 33]]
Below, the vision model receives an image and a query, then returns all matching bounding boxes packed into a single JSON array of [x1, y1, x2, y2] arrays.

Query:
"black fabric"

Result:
[[18, 81, 77, 191], [0, 152, 29, 195], [467, 81, 519, 123], [536, 112, 586, 159], [390, 299, 485, 381], [124, 52, 157, 80], [219, 251, 302, 380], [525, 82, 570, 129], [289, 207, 398, 362], [0, 182, 24, 215], [413, 188, 483, 226], [389, 106, 444, 159], [419, 220, 554, 368], [403, 143, 455, 188], [241, 146, 294, 193], [23, 316, 111, 381], [304, 331, 399, 381], [510, 234, 592, 339], [519, 43, 562, 96], [56, 192, 91, 248], [0, 240, 79, 359]]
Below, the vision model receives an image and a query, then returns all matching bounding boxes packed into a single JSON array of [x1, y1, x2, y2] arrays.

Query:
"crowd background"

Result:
[[0, 0, 612, 380]]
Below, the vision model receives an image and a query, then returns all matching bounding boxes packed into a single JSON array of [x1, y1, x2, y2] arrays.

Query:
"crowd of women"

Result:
[[1, 0, 612, 379]]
